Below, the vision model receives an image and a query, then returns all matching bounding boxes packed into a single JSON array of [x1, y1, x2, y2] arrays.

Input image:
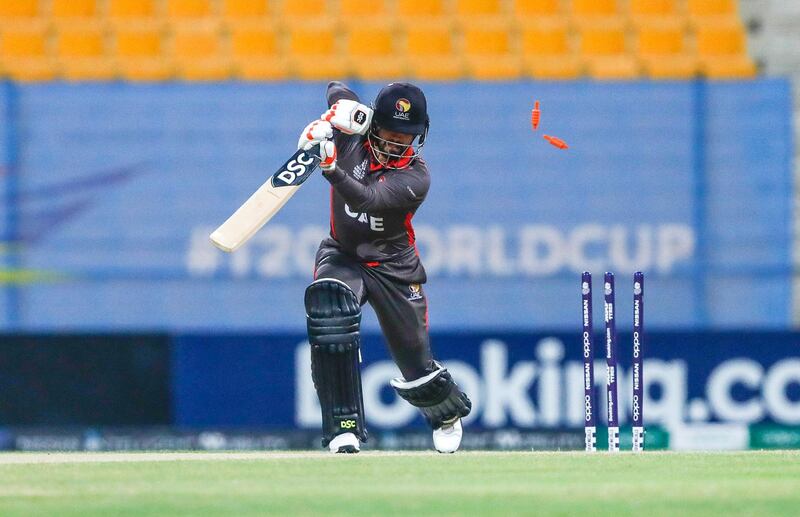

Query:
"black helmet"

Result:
[[369, 82, 429, 168], [372, 82, 429, 136]]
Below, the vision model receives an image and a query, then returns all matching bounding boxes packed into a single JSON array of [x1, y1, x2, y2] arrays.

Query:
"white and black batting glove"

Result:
[[297, 120, 333, 150], [321, 99, 373, 135], [319, 140, 337, 172]]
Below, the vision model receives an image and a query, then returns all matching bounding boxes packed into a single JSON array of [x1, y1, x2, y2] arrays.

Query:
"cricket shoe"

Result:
[[329, 432, 360, 454], [433, 419, 463, 453]]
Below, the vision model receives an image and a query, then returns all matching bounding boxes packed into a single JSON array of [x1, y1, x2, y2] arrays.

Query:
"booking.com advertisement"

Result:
[[0, 80, 792, 331], [173, 331, 800, 449]]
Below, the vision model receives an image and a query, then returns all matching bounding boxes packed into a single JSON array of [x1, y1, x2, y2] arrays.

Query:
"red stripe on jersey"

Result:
[[329, 186, 337, 239], [364, 261, 380, 267], [404, 212, 416, 246]]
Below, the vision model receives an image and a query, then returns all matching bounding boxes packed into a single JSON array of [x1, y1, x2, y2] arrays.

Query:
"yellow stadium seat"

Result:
[[50, 0, 97, 19], [292, 57, 350, 80], [634, 20, 697, 78], [349, 60, 406, 80], [2, 59, 56, 81], [404, 56, 464, 80], [687, 0, 737, 18], [235, 59, 290, 80], [229, 23, 288, 80], [177, 59, 232, 80], [221, 0, 270, 20], [640, 55, 698, 78], [571, 0, 619, 18], [455, 0, 503, 16], [170, 23, 230, 80], [461, 23, 520, 79], [513, 0, 562, 18], [695, 22, 746, 56], [59, 58, 117, 80], [345, 25, 394, 57], [520, 19, 572, 56], [0, 0, 40, 20], [117, 59, 173, 80], [286, 24, 346, 80], [462, 24, 511, 55], [524, 56, 581, 79], [111, 23, 165, 57], [166, 0, 214, 20], [635, 20, 687, 55], [585, 56, 639, 79], [577, 22, 627, 56], [405, 23, 453, 56], [629, 0, 679, 19], [230, 24, 279, 57], [403, 23, 462, 80], [519, 19, 580, 79], [396, 0, 447, 19], [346, 27, 405, 81], [467, 58, 522, 80], [171, 24, 222, 58], [107, 0, 158, 19], [0, 24, 48, 57], [701, 55, 756, 78], [0, 21, 53, 81], [287, 25, 336, 56], [54, 24, 106, 58], [280, 0, 325, 18], [339, 0, 387, 17]]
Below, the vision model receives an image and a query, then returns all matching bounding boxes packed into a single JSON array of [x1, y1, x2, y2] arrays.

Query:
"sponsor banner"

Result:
[[669, 423, 749, 451], [173, 331, 800, 431], [0, 334, 170, 425], [749, 425, 800, 449], [1, 427, 587, 452]]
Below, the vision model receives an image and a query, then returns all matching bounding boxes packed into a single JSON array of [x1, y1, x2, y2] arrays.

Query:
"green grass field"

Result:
[[0, 451, 798, 516]]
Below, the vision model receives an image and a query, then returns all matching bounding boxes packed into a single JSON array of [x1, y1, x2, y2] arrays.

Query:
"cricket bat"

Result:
[[210, 144, 321, 252]]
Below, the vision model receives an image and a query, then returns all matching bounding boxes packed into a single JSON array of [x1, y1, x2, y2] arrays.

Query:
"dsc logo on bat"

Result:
[[272, 151, 316, 187]]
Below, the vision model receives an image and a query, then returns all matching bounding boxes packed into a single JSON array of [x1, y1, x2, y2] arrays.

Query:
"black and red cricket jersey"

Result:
[[318, 81, 430, 284]]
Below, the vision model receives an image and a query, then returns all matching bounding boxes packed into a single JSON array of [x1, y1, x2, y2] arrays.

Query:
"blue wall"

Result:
[[0, 80, 793, 331]]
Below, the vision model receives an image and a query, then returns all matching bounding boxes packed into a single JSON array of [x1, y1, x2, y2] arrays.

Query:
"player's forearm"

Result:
[[326, 81, 359, 108]]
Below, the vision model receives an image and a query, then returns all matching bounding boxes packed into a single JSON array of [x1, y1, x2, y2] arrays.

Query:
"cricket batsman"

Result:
[[298, 81, 472, 453]]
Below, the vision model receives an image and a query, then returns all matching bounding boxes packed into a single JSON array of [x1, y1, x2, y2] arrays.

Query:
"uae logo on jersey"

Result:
[[394, 98, 411, 120], [407, 283, 423, 301]]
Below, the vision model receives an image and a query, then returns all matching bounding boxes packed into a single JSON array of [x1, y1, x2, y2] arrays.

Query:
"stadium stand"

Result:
[[635, 19, 699, 78], [519, 19, 581, 79], [345, 22, 404, 80], [403, 21, 463, 80], [0, 0, 759, 81], [229, 22, 288, 80]]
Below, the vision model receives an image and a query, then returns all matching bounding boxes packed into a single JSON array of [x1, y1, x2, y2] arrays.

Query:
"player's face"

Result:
[[373, 128, 415, 165]]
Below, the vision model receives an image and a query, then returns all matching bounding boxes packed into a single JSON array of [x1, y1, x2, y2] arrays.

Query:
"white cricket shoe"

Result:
[[433, 419, 463, 453], [329, 432, 360, 454]]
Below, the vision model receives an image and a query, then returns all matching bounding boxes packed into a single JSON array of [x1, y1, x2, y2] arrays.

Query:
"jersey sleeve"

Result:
[[326, 81, 360, 108], [324, 166, 430, 212]]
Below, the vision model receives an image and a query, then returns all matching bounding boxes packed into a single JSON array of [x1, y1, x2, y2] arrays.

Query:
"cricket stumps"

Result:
[[581, 271, 645, 453]]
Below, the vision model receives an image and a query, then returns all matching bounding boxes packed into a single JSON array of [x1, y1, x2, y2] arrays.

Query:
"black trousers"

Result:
[[313, 244, 433, 380]]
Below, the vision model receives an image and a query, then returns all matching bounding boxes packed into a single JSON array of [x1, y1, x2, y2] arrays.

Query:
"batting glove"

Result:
[[298, 120, 333, 150], [319, 140, 337, 172], [321, 99, 373, 135]]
